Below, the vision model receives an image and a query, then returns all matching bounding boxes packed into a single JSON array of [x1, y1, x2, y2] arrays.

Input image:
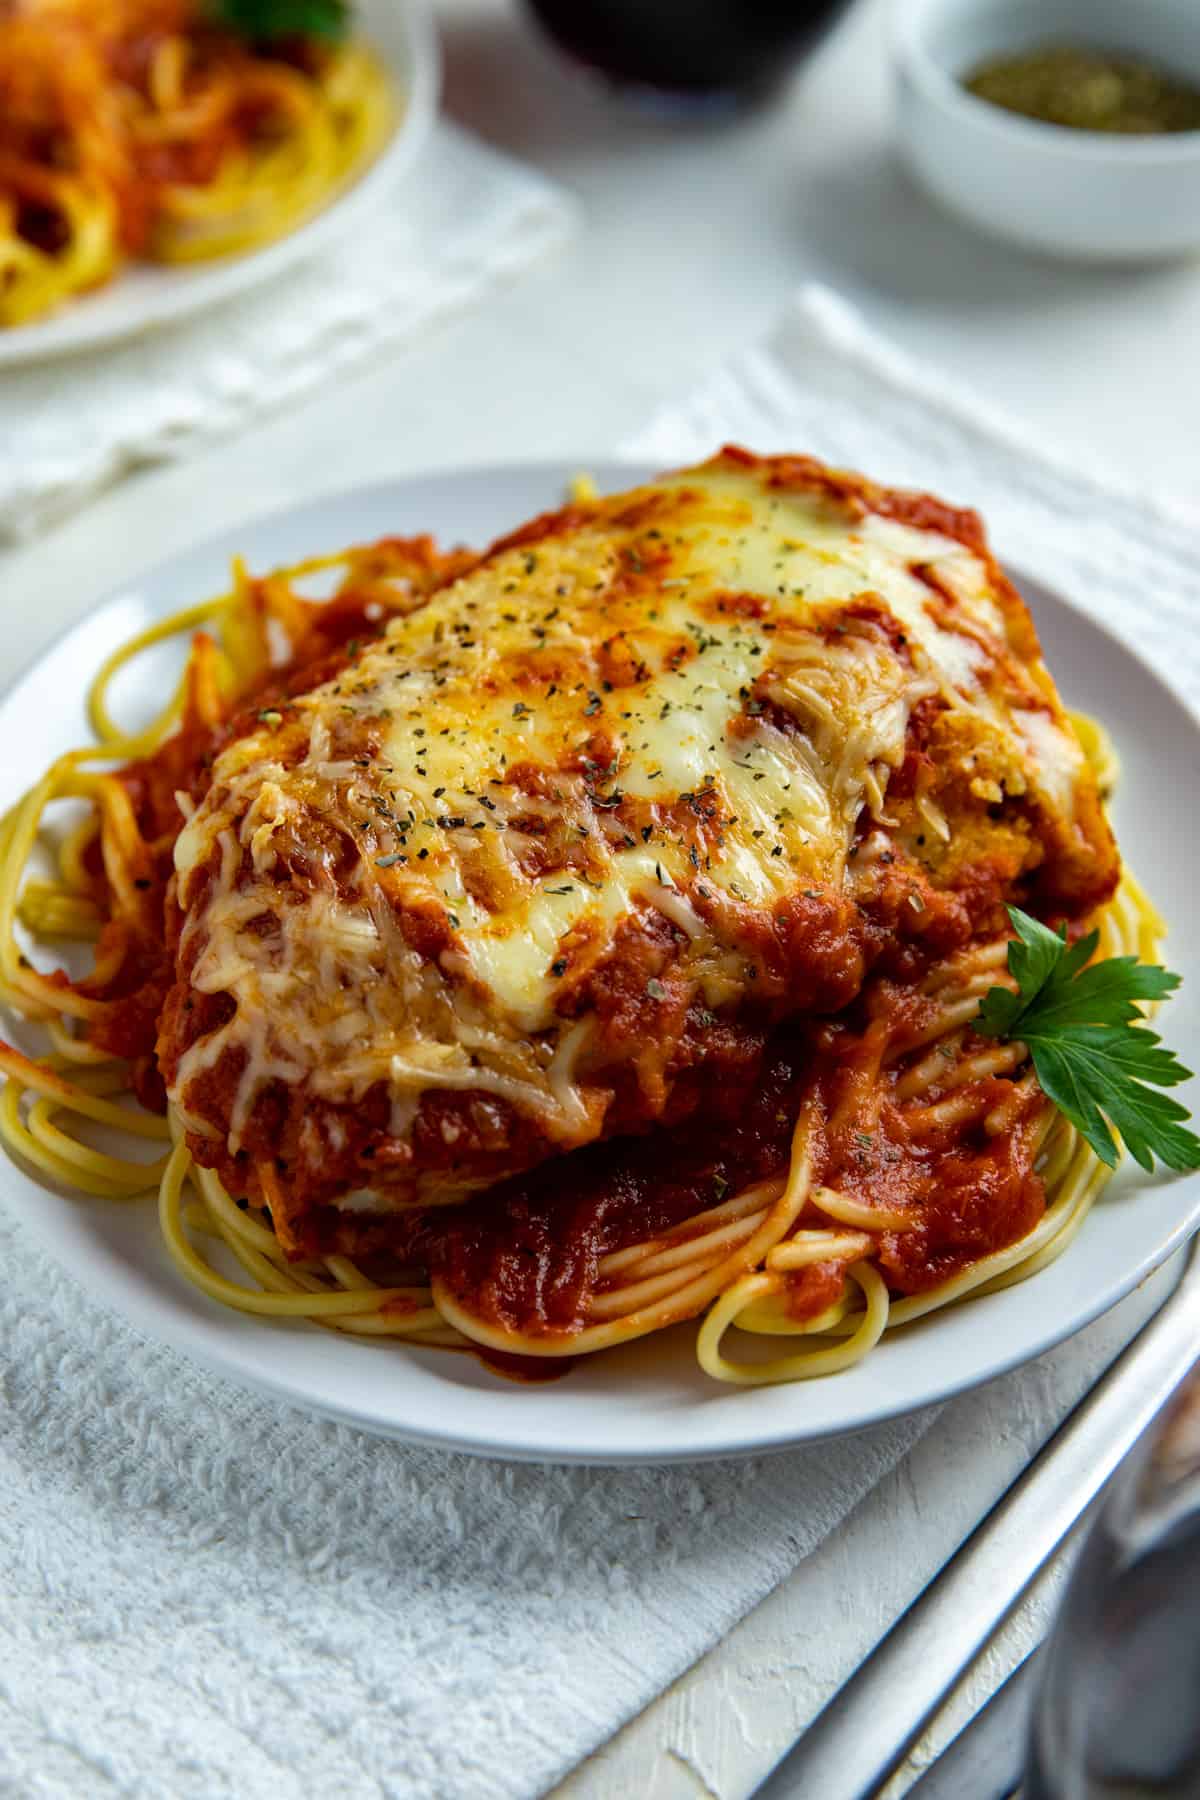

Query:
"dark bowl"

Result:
[[525, 0, 858, 110]]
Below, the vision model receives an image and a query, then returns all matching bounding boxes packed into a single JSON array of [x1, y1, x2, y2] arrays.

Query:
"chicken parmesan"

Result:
[[1, 450, 1185, 1392], [160, 452, 1116, 1242]]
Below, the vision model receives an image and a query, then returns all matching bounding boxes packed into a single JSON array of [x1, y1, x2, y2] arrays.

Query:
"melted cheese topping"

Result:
[[170, 457, 1095, 1186]]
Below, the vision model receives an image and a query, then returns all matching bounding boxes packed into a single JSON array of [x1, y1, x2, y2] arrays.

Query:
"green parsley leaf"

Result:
[[976, 906, 1200, 1172], [210, 0, 348, 43]]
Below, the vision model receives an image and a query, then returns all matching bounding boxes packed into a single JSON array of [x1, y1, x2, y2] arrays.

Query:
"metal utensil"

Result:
[[1026, 1363, 1200, 1797], [754, 1239, 1200, 1800], [906, 1651, 1040, 1800]]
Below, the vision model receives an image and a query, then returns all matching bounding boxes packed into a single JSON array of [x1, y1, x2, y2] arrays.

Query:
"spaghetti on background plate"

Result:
[[0, 0, 395, 327], [1, 449, 1195, 1389]]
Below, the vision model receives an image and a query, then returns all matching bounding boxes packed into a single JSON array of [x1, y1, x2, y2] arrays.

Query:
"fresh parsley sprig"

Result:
[[210, 0, 348, 43], [976, 906, 1200, 1173]]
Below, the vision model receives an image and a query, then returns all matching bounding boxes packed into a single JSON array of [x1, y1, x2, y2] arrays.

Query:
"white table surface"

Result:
[[4, 1, 1199, 1794]]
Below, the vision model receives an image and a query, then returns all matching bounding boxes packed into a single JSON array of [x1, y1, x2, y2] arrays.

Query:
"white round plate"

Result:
[[2, 463, 1198, 1463], [0, 0, 438, 368]]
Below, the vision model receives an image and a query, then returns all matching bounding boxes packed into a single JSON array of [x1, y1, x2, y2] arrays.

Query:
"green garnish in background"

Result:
[[210, 0, 348, 41], [976, 907, 1200, 1173]]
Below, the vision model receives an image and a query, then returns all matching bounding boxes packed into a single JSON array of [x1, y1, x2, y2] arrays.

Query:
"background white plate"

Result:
[[0, 0, 439, 368], [2, 462, 1198, 1463]]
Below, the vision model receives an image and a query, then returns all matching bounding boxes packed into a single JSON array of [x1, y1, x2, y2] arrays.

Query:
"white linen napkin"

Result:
[[0, 124, 574, 546], [0, 1235, 925, 1800], [2, 285, 1198, 1800]]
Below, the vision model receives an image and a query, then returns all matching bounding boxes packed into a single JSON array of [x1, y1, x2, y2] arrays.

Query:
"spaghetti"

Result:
[[0, 463, 1170, 1388], [0, 1, 395, 327]]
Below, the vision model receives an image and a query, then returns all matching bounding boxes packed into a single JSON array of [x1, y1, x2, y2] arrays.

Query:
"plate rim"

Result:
[[2, 458, 1198, 1464], [0, 0, 440, 368]]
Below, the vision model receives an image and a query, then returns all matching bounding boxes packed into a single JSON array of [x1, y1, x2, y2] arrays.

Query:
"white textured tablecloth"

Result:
[[3, 285, 1199, 1800], [0, 124, 573, 545]]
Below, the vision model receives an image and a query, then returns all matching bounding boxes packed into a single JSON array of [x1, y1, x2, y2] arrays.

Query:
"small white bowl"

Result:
[[893, 0, 1200, 262]]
